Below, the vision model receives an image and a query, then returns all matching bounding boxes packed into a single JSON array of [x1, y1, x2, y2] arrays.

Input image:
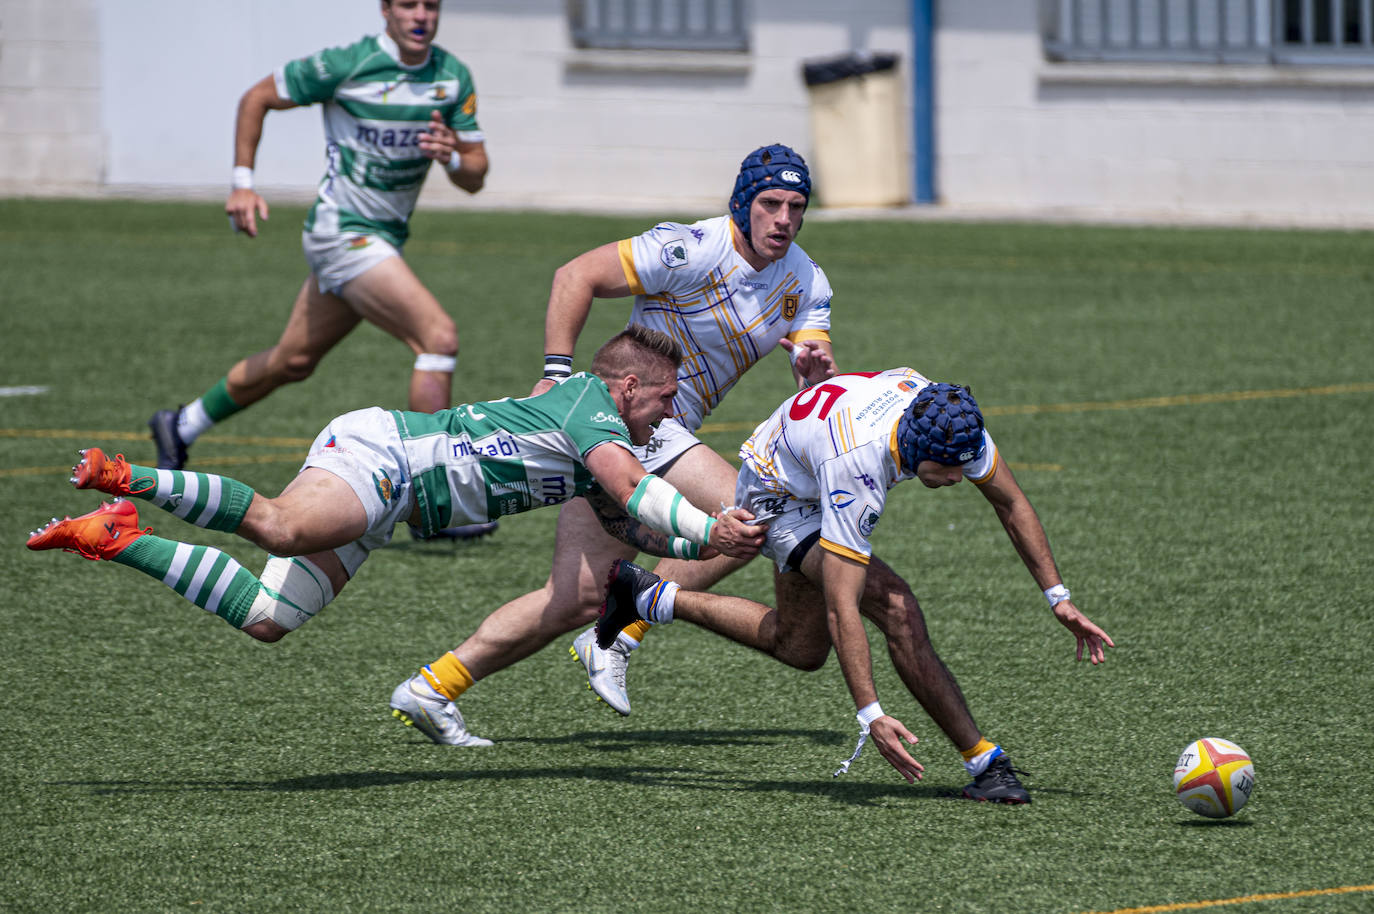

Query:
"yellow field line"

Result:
[[689, 382, 1374, 434], [0, 428, 310, 447], [1, 383, 1366, 480], [1084, 883, 1374, 913]]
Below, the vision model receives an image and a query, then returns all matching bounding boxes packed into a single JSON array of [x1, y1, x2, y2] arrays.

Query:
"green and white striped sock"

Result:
[[112, 535, 261, 628], [120, 464, 255, 533]]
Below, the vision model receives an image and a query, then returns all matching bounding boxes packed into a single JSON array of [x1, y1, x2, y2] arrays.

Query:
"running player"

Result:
[[149, 1, 492, 545], [596, 370, 1115, 802]]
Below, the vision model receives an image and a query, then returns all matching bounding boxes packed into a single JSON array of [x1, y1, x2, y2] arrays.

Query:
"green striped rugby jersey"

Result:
[[276, 32, 482, 248], [391, 373, 633, 536]]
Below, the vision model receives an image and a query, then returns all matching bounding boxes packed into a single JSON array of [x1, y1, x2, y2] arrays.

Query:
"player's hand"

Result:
[[1051, 599, 1116, 665], [780, 338, 836, 387], [529, 378, 556, 398], [870, 715, 924, 783], [226, 188, 269, 237], [706, 508, 767, 559], [418, 110, 455, 163]]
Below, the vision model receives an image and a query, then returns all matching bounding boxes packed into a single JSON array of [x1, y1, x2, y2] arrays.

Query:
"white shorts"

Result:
[[302, 230, 401, 295], [633, 418, 701, 473], [734, 464, 824, 573], [300, 407, 415, 576]]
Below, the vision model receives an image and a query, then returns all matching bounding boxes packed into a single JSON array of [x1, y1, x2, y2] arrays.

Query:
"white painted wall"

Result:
[[3, 0, 1373, 225], [936, 3, 1374, 226]]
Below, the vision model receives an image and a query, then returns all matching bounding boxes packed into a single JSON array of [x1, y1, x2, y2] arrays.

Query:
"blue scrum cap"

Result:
[[729, 144, 811, 237], [896, 383, 987, 468]]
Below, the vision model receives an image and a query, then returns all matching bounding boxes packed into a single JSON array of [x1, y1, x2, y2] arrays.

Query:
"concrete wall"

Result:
[[937, 3, 1374, 226], [3, 0, 1373, 225]]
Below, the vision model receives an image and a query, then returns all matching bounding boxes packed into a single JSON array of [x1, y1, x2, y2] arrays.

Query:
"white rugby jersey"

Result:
[[739, 369, 1000, 564], [276, 33, 483, 248], [617, 215, 832, 431]]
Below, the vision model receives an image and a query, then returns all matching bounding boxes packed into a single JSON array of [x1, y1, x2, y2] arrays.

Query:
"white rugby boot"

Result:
[[389, 675, 493, 747], [569, 628, 632, 716]]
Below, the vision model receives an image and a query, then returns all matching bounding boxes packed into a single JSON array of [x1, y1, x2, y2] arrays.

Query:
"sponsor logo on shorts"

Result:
[[660, 239, 689, 269], [829, 489, 855, 510], [782, 293, 800, 320], [858, 504, 881, 537], [372, 471, 394, 504], [348, 237, 372, 250]]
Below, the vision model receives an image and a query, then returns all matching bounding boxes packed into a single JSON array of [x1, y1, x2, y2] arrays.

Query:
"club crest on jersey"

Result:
[[829, 489, 855, 510], [782, 293, 800, 320], [372, 471, 394, 504], [660, 239, 689, 269], [858, 504, 881, 537], [431, 86, 448, 101]]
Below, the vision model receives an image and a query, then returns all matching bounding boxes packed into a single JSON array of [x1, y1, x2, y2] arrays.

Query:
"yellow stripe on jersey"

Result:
[[827, 407, 857, 455], [617, 239, 645, 295], [888, 423, 903, 473], [820, 538, 871, 564], [787, 328, 832, 344]]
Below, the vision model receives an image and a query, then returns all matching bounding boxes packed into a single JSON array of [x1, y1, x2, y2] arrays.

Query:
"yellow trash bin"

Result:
[[802, 52, 910, 208]]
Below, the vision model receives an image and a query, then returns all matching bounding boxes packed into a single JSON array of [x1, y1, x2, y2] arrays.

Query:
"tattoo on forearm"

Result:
[[585, 488, 674, 556]]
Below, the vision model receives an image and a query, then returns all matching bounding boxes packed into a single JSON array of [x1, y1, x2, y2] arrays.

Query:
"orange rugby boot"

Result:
[[70, 447, 153, 496], [26, 498, 150, 561]]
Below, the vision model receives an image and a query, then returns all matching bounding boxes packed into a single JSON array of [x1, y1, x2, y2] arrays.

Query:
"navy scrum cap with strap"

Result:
[[897, 383, 987, 469], [729, 144, 812, 237]]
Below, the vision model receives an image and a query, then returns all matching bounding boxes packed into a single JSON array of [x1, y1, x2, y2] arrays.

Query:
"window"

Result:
[[570, 0, 749, 52], [1042, 0, 1374, 64]]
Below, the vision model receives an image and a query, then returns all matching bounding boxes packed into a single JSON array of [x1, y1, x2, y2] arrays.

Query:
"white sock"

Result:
[[963, 744, 1004, 777], [636, 579, 679, 625], [177, 398, 215, 444], [614, 631, 641, 651]]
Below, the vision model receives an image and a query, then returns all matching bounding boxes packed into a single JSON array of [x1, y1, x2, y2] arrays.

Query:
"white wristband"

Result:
[[1044, 584, 1071, 608], [445, 150, 463, 174], [231, 166, 254, 190], [856, 702, 885, 728]]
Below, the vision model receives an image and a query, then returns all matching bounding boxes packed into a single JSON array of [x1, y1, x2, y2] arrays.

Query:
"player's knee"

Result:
[[275, 350, 322, 384], [241, 556, 335, 635], [241, 619, 290, 642], [774, 635, 830, 672]]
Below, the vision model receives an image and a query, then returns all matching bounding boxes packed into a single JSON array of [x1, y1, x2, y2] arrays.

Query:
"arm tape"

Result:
[[626, 474, 715, 545]]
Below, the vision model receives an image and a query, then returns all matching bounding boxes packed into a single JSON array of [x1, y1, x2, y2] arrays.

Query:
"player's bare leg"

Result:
[[339, 256, 458, 413], [857, 555, 981, 750], [225, 278, 364, 409], [455, 497, 635, 679]]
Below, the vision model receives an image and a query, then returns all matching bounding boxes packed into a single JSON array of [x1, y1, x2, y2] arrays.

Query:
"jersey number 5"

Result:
[[788, 383, 846, 421]]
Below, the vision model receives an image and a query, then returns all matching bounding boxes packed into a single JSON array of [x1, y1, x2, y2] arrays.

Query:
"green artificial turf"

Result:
[[1, 198, 1371, 913]]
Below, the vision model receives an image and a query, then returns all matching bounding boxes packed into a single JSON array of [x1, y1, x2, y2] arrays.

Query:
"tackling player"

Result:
[[596, 370, 1115, 802], [387, 143, 838, 738], [28, 327, 766, 743]]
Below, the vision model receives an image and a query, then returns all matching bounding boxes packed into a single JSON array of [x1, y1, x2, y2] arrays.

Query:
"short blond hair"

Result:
[[590, 324, 681, 382]]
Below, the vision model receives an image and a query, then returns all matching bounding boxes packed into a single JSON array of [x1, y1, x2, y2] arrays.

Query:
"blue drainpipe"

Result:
[[912, 0, 935, 203]]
